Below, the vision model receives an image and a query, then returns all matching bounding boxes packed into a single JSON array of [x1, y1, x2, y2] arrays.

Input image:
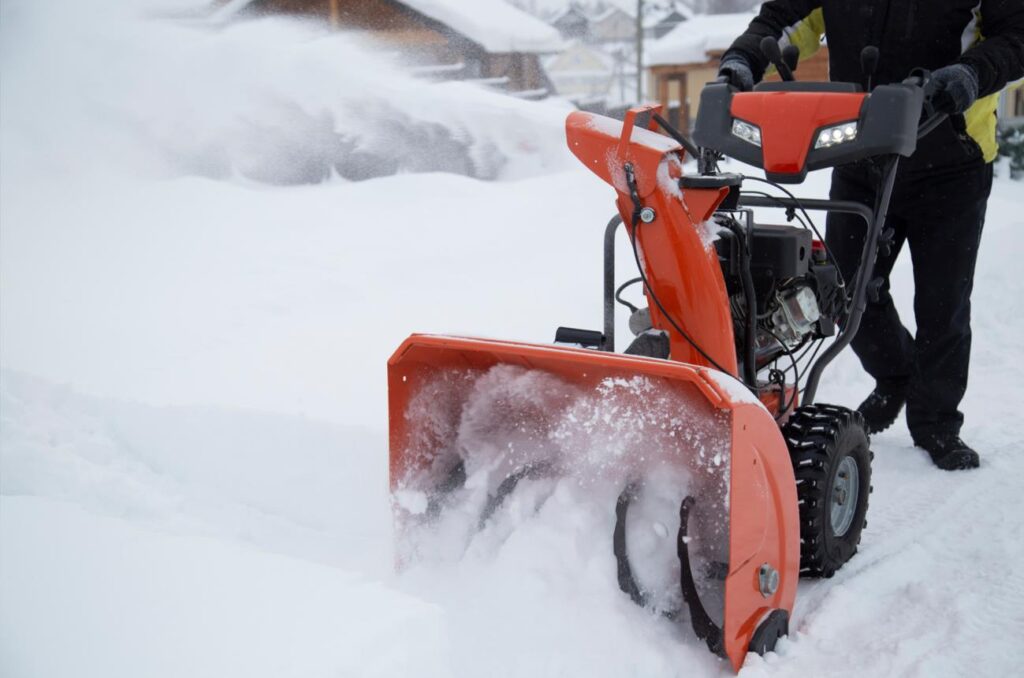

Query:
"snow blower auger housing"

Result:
[[388, 41, 941, 672]]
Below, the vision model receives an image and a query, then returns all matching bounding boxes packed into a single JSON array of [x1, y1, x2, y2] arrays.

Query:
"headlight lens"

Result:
[[731, 119, 762, 147], [815, 122, 858, 149]]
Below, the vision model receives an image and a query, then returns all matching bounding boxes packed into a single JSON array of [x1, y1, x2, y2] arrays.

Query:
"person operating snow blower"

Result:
[[718, 1, 1024, 470]]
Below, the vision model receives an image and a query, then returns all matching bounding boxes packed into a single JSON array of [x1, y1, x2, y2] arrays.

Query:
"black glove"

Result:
[[925, 63, 979, 115], [719, 57, 754, 92]]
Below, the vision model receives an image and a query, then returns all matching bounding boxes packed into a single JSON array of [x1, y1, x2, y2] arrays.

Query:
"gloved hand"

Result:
[[925, 63, 979, 115], [719, 56, 754, 92]]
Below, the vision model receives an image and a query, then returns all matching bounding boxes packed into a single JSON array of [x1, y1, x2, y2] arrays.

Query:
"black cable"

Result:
[[760, 326, 800, 418], [739, 176, 848, 294], [619, 161, 734, 375], [627, 224, 732, 374], [788, 337, 820, 374], [735, 193, 811, 230], [797, 338, 826, 389], [766, 367, 787, 417], [781, 337, 826, 407], [740, 189, 787, 203], [775, 331, 817, 377], [780, 343, 810, 376], [614, 277, 642, 313], [652, 113, 701, 160], [740, 177, 842, 286], [741, 178, 828, 247]]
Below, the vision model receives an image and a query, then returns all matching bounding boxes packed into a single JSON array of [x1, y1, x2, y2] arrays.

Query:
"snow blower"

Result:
[[388, 42, 943, 671]]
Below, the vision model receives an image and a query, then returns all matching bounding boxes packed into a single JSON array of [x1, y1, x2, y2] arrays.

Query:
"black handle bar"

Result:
[[902, 69, 949, 140]]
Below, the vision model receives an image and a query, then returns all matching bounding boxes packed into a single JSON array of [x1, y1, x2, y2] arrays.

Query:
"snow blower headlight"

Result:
[[731, 119, 762, 147], [814, 122, 858, 149]]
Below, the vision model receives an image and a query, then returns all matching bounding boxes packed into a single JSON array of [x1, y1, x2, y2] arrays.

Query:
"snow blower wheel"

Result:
[[783, 405, 872, 578]]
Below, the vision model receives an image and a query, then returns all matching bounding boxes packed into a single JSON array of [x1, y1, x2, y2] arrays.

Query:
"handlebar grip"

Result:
[[902, 67, 932, 89], [899, 68, 945, 139]]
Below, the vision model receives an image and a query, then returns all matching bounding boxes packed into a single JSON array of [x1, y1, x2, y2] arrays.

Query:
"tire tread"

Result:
[[782, 404, 872, 578]]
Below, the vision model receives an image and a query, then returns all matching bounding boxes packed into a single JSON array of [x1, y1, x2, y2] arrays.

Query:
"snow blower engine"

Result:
[[387, 41, 944, 671]]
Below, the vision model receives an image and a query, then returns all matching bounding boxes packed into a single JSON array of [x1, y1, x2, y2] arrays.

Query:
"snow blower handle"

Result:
[[904, 68, 948, 140], [760, 37, 795, 82]]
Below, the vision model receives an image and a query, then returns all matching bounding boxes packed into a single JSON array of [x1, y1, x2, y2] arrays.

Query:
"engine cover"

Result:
[[715, 222, 812, 307], [748, 224, 812, 280]]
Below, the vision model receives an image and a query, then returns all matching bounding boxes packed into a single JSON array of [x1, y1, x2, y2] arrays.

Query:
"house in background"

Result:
[[588, 5, 634, 43], [644, 2, 694, 40], [543, 41, 615, 103], [535, 1, 697, 108], [999, 80, 1024, 125], [582, 1, 694, 43], [550, 5, 590, 41], [210, 0, 563, 94], [646, 12, 830, 132]]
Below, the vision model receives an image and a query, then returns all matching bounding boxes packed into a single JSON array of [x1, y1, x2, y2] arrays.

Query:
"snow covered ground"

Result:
[[3, 2, 1023, 677]]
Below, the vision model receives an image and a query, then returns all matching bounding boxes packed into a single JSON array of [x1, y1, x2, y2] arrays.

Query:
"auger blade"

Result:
[[388, 334, 799, 671]]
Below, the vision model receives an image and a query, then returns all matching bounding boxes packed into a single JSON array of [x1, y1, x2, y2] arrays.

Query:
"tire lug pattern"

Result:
[[781, 404, 873, 578]]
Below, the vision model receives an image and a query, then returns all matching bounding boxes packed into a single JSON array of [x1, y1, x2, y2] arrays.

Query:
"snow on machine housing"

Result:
[[389, 40, 936, 672]]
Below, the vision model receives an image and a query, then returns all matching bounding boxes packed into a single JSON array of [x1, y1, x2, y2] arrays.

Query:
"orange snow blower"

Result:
[[389, 42, 942, 670]]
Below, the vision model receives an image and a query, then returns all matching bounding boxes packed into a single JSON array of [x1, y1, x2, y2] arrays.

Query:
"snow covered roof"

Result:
[[589, 6, 632, 24], [647, 11, 756, 66], [399, 0, 564, 53], [548, 5, 587, 24], [644, 1, 696, 28], [210, 0, 564, 54]]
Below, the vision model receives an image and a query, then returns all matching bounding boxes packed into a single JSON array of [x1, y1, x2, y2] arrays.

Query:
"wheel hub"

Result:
[[830, 456, 859, 537]]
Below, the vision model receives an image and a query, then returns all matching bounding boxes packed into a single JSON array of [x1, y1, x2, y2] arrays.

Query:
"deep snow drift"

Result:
[[3, 2, 1024, 677]]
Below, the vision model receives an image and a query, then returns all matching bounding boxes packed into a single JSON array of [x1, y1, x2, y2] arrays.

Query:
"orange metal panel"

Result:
[[388, 335, 800, 670], [566, 110, 738, 376], [388, 334, 729, 485], [722, 403, 799, 670], [731, 91, 865, 175]]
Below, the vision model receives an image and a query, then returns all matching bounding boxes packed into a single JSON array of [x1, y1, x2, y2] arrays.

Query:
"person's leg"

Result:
[[903, 162, 993, 444], [826, 166, 914, 387]]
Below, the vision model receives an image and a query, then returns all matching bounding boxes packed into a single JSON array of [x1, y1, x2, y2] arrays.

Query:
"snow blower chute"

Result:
[[389, 41, 941, 671]]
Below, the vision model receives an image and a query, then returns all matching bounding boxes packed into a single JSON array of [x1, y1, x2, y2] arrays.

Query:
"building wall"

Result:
[[590, 11, 635, 43], [546, 44, 610, 75], [249, 0, 452, 51], [1002, 83, 1024, 123], [239, 0, 549, 91], [482, 53, 549, 91], [545, 44, 612, 99]]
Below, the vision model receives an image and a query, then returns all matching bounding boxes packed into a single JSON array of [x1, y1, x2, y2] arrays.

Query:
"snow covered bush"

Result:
[[997, 124, 1024, 180]]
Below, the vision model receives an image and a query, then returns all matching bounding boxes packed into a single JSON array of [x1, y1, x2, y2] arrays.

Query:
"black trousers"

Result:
[[825, 159, 993, 440]]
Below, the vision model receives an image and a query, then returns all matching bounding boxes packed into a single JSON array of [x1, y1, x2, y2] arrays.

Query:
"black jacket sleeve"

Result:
[[959, 0, 1024, 97], [721, 0, 823, 83]]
